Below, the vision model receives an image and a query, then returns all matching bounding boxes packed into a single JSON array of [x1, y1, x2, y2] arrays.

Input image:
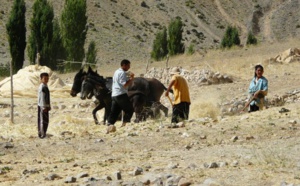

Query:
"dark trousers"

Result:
[[249, 104, 259, 112], [38, 106, 49, 137], [107, 94, 134, 125], [172, 102, 190, 123]]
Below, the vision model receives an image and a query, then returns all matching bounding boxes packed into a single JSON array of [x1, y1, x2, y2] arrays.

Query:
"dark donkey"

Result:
[[81, 74, 169, 123], [71, 67, 109, 124], [81, 74, 113, 124], [72, 67, 170, 124]]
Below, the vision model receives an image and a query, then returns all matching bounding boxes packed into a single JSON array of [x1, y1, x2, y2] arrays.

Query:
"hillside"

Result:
[[1, 1, 300, 185], [0, 0, 300, 65]]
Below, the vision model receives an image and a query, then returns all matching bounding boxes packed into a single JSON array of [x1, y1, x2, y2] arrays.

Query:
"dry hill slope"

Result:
[[0, 0, 300, 65]]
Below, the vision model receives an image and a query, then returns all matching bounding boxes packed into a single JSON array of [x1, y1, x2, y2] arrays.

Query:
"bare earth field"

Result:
[[1, 41, 300, 186]]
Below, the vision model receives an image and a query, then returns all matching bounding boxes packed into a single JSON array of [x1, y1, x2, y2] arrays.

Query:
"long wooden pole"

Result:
[[10, 60, 14, 123]]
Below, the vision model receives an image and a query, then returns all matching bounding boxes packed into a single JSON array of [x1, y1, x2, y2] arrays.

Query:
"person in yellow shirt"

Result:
[[165, 67, 191, 123]]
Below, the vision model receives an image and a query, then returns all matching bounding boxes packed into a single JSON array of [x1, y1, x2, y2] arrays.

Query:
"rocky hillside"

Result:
[[0, 0, 300, 65]]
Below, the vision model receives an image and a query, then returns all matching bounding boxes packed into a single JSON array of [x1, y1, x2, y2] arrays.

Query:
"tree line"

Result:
[[4, 0, 258, 75], [5, 0, 97, 74], [150, 20, 258, 61]]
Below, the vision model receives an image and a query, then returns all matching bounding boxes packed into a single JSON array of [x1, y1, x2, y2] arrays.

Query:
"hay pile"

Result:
[[0, 65, 68, 98]]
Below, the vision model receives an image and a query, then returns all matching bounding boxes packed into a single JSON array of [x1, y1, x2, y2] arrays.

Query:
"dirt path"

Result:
[[214, 0, 247, 39], [262, 0, 293, 42]]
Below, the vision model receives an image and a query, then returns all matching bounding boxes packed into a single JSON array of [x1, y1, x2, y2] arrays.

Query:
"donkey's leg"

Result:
[[156, 102, 168, 117], [93, 102, 105, 125]]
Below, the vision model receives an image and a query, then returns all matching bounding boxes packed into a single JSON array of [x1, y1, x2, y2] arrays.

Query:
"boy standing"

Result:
[[38, 72, 51, 138]]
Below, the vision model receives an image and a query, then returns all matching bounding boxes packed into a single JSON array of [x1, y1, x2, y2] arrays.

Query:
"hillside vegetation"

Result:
[[0, 0, 300, 65]]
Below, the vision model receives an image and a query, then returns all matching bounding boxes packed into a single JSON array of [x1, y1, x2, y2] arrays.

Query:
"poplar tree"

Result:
[[168, 18, 185, 56], [61, 0, 88, 71], [27, 0, 54, 66], [151, 26, 168, 61], [6, 0, 26, 74]]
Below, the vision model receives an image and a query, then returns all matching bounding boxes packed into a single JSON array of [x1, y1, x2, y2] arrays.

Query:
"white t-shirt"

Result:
[[111, 68, 128, 97]]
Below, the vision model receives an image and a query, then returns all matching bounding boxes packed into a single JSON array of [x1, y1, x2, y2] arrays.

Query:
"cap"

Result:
[[170, 67, 180, 75]]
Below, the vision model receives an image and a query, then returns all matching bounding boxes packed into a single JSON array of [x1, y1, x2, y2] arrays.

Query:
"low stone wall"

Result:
[[143, 67, 233, 86]]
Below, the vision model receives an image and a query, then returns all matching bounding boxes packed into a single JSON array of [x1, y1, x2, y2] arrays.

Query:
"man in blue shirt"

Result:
[[107, 59, 134, 133]]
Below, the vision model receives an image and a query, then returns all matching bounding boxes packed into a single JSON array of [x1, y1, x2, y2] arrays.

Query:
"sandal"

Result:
[[279, 108, 290, 113]]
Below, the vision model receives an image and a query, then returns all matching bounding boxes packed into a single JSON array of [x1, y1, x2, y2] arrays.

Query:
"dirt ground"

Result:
[[1, 45, 300, 185]]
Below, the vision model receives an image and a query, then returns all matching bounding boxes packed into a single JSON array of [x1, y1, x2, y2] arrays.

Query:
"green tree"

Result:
[[221, 26, 240, 48], [6, 0, 26, 74], [49, 18, 65, 70], [151, 26, 168, 61], [246, 32, 258, 45], [61, 0, 88, 71], [86, 41, 97, 65], [27, 0, 54, 66], [168, 18, 185, 56]]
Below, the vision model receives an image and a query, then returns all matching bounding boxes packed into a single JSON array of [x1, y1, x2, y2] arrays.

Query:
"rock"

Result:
[[186, 163, 198, 170], [231, 136, 238, 142], [204, 162, 219, 168], [166, 175, 182, 186], [218, 162, 228, 167], [203, 178, 221, 185], [178, 177, 192, 186], [132, 167, 143, 176], [167, 162, 178, 169], [95, 139, 104, 143], [65, 176, 76, 183], [112, 171, 122, 180], [288, 120, 297, 124], [46, 173, 62, 180], [77, 172, 89, 178], [59, 104, 66, 109], [3, 142, 14, 149], [231, 160, 239, 167]]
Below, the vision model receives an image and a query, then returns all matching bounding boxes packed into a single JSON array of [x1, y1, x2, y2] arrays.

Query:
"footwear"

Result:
[[279, 108, 290, 113], [106, 125, 116, 134], [121, 122, 126, 127], [39, 135, 46, 139]]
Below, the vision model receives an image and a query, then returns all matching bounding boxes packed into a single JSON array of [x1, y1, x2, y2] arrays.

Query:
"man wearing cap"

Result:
[[165, 67, 191, 123]]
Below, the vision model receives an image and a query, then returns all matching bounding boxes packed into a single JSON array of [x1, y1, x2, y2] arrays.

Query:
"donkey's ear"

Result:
[[87, 66, 93, 73]]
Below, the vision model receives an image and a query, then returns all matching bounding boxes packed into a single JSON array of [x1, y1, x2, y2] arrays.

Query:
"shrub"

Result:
[[187, 44, 195, 55], [246, 32, 258, 45], [221, 26, 240, 48]]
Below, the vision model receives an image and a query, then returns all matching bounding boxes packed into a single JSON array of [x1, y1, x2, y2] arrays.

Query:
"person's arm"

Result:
[[123, 72, 134, 88], [254, 90, 268, 97], [254, 78, 268, 97], [165, 79, 175, 97]]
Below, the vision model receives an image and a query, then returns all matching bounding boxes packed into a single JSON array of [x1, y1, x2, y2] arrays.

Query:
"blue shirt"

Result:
[[111, 68, 129, 97], [248, 76, 268, 105]]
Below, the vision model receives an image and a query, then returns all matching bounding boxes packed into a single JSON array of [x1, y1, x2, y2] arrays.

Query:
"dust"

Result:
[[190, 93, 221, 120]]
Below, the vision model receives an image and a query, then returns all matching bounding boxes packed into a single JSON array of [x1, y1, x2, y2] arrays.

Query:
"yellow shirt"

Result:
[[171, 74, 191, 105]]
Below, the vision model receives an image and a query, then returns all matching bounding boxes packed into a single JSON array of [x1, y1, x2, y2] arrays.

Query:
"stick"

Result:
[[167, 95, 173, 107], [240, 96, 255, 112]]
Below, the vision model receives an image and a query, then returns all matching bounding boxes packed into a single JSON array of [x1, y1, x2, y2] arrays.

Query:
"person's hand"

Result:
[[43, 108, 48, 112], [130, 72, 134, 79], [165, 91, 169, 97]]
